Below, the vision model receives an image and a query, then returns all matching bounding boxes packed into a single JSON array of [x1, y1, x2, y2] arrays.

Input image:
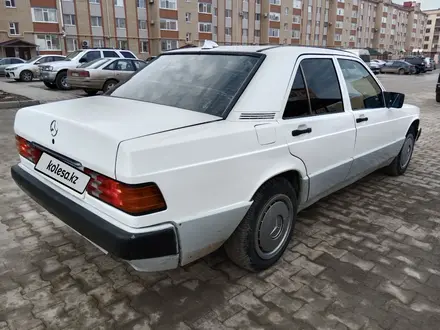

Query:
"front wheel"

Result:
[[20, 70, 33, 82], [384, 131, 415, 176], [103, 79, 118, 93], [44, 81, 57, 89], [224, 177, 297, 272], [398, 68, 405, 75], [55, 71, 71, 90]]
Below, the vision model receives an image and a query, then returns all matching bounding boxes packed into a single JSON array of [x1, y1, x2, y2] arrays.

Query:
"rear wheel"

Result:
[[224, 177, 297, 271], [44, 81, 57, 89], [103, 79, 118, 93], [55, 71, 70, 90], [398, 68, 405, 75], [20, 70, 33, 82], [84, 89, 98, 96]]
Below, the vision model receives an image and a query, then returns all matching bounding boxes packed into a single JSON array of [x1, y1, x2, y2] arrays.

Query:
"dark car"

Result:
[[381, 60, 415, 75], [436, 72, 440, 103], [403, 56, 426, 74]]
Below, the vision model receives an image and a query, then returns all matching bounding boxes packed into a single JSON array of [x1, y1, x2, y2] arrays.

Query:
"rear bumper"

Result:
[[11, 165, 179, 264], [67, 78, 103, 90]]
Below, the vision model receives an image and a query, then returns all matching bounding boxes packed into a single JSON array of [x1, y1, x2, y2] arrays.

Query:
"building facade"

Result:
[[423, 9, 440, 57], [0, 0, 428, 58]]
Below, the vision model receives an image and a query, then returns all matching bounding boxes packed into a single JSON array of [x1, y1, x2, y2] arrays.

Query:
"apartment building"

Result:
[[0, 0, 428, 58], [423, 9, 440, 56]]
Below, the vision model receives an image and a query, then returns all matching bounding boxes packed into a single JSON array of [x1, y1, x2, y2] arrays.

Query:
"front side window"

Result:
[[110, 54, 261, 117], [283, 69, 310, 118], [82, 50, 101, 62], [338, 59, 384, 110], [114, 60, 135, 71]]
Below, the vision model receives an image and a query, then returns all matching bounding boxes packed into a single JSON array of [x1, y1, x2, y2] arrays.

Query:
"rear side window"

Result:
[[121, 51, 135, 58], [103, 51, 119, 58], [110, 54, 261, 117], [82, 51, 101, 62]]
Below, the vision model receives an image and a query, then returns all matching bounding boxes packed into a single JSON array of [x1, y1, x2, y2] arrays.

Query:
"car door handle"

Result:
[[292, 127, 312, 136], [356, 117, 369, 123]]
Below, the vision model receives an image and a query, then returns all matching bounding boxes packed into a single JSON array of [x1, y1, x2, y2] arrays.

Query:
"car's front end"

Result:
[[38, 64, 59, 83]]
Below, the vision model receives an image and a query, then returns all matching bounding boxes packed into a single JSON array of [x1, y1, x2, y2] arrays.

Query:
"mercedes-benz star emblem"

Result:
[[50, 120, 58, 137]]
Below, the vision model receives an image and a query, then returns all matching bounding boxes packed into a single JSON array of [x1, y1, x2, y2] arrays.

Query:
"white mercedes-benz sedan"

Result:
[[11, 43, 421, 272]]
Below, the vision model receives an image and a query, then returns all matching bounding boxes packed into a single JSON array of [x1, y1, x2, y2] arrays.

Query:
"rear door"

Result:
[[279, 55, 356, 202], [336, 57, 408, 179]]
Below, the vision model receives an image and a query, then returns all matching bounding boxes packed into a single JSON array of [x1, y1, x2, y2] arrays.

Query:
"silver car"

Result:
[[0, 57, 25, 76], [66, 58, 147, 95]]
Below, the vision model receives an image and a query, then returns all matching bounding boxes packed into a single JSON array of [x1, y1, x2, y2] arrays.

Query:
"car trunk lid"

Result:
[[14, 96, 221, 179]]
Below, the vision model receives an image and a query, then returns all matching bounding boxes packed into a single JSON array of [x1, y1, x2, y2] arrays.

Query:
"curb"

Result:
[[0, 100, 41, 110]]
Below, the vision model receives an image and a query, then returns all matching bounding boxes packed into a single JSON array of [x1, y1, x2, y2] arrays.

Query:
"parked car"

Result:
[[369, 61, 381, 74], [0, 57, 25, 76], [403, 56, 427, 74], [430, 58, 436, 70], [11, 44, 421, 273], [38, 48, 138, 90], [423, 57, 433, 71], [380, 60, 415, 75], [436, 72, 440, 102], [4, 55, 66, 82], [67, 58, 147, 95], [371, 59, 387, 67], [345, 48, 371, 65]]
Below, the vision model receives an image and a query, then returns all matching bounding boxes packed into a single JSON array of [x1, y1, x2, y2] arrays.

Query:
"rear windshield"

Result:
[[110, 53, 261, 117]]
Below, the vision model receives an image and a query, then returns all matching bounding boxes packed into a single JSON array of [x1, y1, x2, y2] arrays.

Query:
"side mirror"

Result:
[[384, 91, 405, 109], [78, 58, 87, 63]]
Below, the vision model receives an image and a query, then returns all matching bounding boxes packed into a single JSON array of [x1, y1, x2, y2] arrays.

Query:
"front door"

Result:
[[279, 55, 356, 202], [336, 57, 409, 180]]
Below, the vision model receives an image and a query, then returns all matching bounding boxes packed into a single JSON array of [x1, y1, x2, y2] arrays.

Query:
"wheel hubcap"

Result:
[[255, 195, 293, 260], [400, 136, 414, 169], [24, 72, 31, 80], [61, 76, 69, 88]]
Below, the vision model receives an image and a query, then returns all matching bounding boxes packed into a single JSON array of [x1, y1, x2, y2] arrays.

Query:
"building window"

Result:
[[160, 0, 176, 10], [242, 12, 248, 19], [89, 0, 100, 3], [255, 30, 260, 37], [90, 16, 102, 27], [242, 28, 248, 36], [32, 8, 58, 23], [160, 19, 178, 30], [66, 37, 78, 52], [269, 28, 279, 37], [269, 12, 280, 21], [335, 34, 342, 41], [137, 0, 146, 8], [5, 0, 15, 7], [293, 15, 301, 24], [93, 38, 104, 47], [285, 7, 288, 15], [292, 29, 300, 39], [284, 23, 288, 31], [198, 2, 211, 13], [138, 20, 147, 30], [225, 27, 231, 35], [185, 12, 191, 22], [118, 40, 128, 49], [161, 39, 178, 51], [116, 18, 126, 28], [63, 14, 76, 26], [337, 8, 344, 16], [255, 13, 261, 20], [9, 22, 19, 35], [186, 32, 191, 42], [225, 9, 232, 17], [140, 40, 148, 53], [336, 21, 343, 28], [199, 23, 212, 32], [269, 0, 280, 4], [293, 0, 301, 9], [115, 0, 123, 7], [35, 34, 60, 50]]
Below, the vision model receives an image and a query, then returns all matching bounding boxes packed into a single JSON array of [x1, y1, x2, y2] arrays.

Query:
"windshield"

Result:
[[26, 56, 42, 63], [78, 58, 111, 68], [110, 53, 261, 117], [64, 50, 82, 61]]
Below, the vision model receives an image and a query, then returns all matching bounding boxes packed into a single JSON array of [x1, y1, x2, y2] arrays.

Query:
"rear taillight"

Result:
[[16, 135, 42, 163], [84, 169, 167, 215], [80, 71, 90, 77]]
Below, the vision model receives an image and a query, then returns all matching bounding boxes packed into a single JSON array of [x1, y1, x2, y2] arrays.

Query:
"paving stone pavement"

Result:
[[0, 72, 440, 329]]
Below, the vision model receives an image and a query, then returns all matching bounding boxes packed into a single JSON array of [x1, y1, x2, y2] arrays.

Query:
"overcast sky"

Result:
[[393, 0, 439, 10]]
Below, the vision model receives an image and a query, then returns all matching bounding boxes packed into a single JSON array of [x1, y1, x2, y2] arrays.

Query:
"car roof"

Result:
[[166, 45, 360, 58]]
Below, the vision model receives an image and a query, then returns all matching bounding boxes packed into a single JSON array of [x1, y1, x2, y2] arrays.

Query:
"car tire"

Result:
[[19, 70, 33, 82], [436, 94, 440, 103], [384, 130, 416, 177], [84, 89, 98, 96], [103, 79, 118, 93], [43, 81, 57, 89], [55, 71, 71, 90], [224, 177, 297, 272], [398, 68, 405, 75]]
